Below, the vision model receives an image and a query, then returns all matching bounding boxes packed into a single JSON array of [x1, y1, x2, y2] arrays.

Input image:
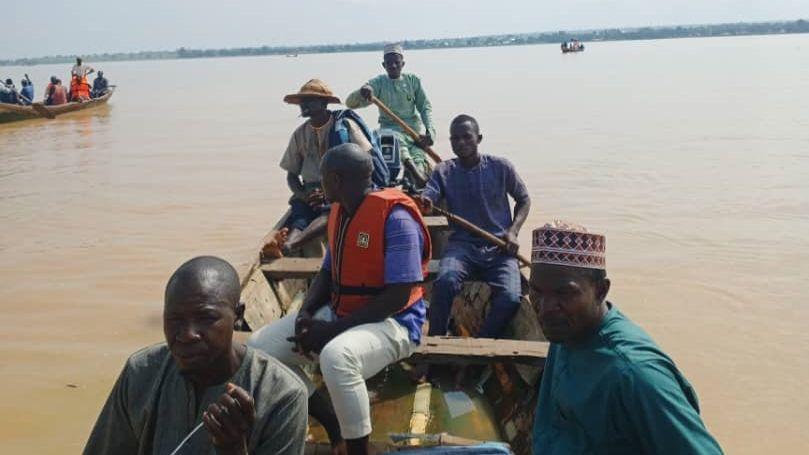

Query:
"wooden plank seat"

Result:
[[411, 336, 548, 366], [424, 215, 449, 231], [262, 257, 441, 280]]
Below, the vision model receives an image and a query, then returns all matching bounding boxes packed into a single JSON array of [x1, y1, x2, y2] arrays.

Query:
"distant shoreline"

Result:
[[2, 19, 807, 67]]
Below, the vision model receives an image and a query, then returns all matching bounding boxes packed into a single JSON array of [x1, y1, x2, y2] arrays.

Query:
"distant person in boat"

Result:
[[250, 143, 431, 455], [69, 74, 92, 102], [275, 79, 389, 257], [1, 78, 21, 104], [71, 57, 94, 78], [83, 256, 308, 455], [346, 43, 436, 189], [20, 77, 34, 105], [529, 221, 724, 455], [414, 114, 530, 341], [49, 78, 68, 106], [44, 76, 57, 104], [91, 71, 109, 98]]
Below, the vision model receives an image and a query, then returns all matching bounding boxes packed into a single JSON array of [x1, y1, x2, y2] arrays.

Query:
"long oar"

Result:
[[369, 95, 442, 164], [429, 204, 531, 268]]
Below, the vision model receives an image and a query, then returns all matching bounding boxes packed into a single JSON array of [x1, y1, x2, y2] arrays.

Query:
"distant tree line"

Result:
[[3, 19, 807, 67]]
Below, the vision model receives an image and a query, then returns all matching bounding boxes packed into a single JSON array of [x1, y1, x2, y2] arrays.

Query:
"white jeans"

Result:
[[247, 306, 415, 439]]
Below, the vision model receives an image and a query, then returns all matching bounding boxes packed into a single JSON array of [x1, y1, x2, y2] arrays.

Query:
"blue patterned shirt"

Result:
[[422, 154, 529, 244]]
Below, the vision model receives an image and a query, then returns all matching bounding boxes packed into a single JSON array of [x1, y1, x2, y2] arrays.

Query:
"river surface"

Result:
[[1, 34, 808, 453]]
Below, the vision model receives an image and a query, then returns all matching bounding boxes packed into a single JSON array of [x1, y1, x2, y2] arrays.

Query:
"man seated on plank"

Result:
[[275, 79, 389, 257], [529, 221, 724, 454], [414, 114, 531, 340], [84, 256, 308, 455], [346, 43, 436, 189], [92, 71, 109, 98], [249, 143, 431, 455]]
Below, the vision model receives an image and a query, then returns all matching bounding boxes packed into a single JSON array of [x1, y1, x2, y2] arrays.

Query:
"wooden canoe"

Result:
[[236, 208, 548, 454], [0, 87, 115, 122]]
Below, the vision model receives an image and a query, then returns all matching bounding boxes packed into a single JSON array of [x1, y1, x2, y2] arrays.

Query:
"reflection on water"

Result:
[[1, 35, 808, 454]]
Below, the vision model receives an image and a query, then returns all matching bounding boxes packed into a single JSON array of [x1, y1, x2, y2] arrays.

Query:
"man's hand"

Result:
[[414, 134, 433, 149], [287, 320, 340, 356], [500, 231, 520, 257], [307, 189, 325, 209], [202, 383, 256, 455], [411, 194, 434, 215], [360, 84, 374, 101]]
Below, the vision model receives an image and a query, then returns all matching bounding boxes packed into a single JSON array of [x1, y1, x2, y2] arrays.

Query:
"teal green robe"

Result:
[[533, 304, 723, 454], [346, 73, 435, 168]]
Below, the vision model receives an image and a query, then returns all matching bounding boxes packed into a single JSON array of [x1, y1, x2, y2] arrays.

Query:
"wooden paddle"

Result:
[[428, 204, 531, 268], [369, 95, 442, 164]]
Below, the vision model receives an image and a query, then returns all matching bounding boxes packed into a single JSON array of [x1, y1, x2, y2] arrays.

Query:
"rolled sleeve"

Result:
[[420, 166, 444, 203], [504, 159, 529, 204], [384, 207, 425, 284], [279, 133, 302, 175], [345, 81, 374, 109], [413, 76, 436, 140]]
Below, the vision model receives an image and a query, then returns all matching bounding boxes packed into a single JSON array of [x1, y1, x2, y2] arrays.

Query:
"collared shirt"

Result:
[[533, 304, 724, 455], [83, 344, 308, 455], [322, 206, 427, 344], [93, 77, 108, 91], [421, 154, 529, 244], [279, 113, 373, 189], [72, 64, 94, 77], [346, 73, 436, 163]]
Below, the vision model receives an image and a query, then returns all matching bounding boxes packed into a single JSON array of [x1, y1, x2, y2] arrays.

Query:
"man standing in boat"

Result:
[[84, 256, 308, 455], [71, 57, 94, 78], [250, 143, 431, 455], [276, 79, 388, 256], [529, 221, 723, 454], [346, 43, 436, 189], [414, 114, 530, 341]]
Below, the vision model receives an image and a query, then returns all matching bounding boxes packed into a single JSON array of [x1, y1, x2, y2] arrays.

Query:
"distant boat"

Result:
[[0, 87, 115, 123], [286, 53, 299, 58], [561, 40, 585, 53]]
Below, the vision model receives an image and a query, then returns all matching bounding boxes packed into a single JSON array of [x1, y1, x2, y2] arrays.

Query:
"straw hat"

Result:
[[283, 79, 341, 105]]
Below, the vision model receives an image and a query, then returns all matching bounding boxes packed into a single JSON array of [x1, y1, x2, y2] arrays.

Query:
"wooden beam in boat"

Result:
[[424, 216, 448, 231], [261, 258, 441, 280], [411, 336, 548, 366]]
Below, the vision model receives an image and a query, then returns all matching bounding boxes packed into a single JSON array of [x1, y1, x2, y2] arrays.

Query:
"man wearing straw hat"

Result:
[[84, 256, 308, 455], [346, 43, 436, 188], [278, 79, 384, 255], [529, 221, 723, 454]]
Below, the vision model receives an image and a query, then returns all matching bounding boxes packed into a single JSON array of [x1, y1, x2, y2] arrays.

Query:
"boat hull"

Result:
[[0, 87, 115, 123]]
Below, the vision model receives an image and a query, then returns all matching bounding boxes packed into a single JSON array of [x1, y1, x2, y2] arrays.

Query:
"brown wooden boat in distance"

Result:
[[236, 210, 549, 454], [0, 87, 115, 123]]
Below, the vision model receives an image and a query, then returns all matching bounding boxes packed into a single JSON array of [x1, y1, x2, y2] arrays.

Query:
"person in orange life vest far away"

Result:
[[248, 143, 432, 455]]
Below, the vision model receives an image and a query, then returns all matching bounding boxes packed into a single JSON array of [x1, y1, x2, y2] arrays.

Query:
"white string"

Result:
[[168, 422, 204, 455]]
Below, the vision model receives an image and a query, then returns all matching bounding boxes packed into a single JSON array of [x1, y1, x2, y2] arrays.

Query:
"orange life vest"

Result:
[[327, 188, 431, 317], [70, 76, 90, 101]]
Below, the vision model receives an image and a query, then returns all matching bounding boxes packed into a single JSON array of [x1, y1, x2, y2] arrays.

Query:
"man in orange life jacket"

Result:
[[249, 143, 431, 455]]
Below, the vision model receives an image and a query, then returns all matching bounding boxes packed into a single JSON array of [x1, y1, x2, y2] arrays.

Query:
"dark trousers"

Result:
[[428, 241, 521, 338]]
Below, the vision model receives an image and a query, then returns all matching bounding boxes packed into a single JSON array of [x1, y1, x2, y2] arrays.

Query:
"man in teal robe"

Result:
[[529, 221, 723, 454], [346, 43, 436, 188]]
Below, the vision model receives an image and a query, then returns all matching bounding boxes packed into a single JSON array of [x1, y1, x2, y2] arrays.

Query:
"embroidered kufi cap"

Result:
[[383, 43, 404, 56], [532, 220, 606, 270]]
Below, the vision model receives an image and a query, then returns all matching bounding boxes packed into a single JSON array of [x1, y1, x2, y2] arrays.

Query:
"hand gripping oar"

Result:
[[369, 95, 442, 164], [429, 204, 531, 268]]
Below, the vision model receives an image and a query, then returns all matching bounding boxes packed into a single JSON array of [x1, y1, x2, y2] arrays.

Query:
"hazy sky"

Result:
[[3, 0, 806, 59]]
